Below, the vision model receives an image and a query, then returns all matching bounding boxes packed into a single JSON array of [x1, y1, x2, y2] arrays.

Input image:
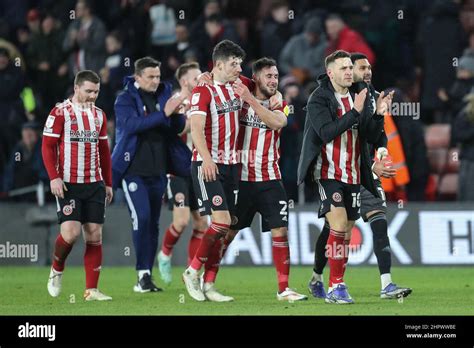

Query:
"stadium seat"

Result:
[[437, 173, 458, 200], [445, 148, 461, 173], [427, 148, 448, 173], [425, 124, 451, 149]]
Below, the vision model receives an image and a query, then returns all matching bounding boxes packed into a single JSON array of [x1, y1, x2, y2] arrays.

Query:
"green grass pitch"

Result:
[[0, 266, 472, 315]]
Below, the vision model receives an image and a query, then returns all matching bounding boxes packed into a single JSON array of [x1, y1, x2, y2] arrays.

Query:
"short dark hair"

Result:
[[326, 13, 344, 22], [325, 50, 351, 68], [271, 0, 288, 11], [134, 56, 161, 75], [212, 39, 246, 64], [205, 13, 223, 24], [175, 62, 200, 81], [350, 52, 368, 64], [74, 70, 100, 86], [252, 57, 277, 75]]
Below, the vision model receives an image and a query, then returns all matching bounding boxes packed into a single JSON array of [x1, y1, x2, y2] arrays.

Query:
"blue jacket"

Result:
[[111, 76, 191, 189]]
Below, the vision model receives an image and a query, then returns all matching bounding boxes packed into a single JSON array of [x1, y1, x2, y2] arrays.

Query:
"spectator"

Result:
[[452, 92, 474, 201], [26, 9, 41, 37], [63, 0, 107, 76], [279, 78, 306, 202], [149, 0, 177, 61], [438, 48, 474, 121], [260, 0, 297, 61], [3, 122, 47, 200], [279, 17, 327, 84], [196, 14, 240, 71], [190, 0, 221, 43], [161, 22, 197, 79], [97, 31, 132, 122], [27, 14, 68, 114], [417, 0, 466, 124], [0, 47, 26, 158], [325, 13, 375, 64]]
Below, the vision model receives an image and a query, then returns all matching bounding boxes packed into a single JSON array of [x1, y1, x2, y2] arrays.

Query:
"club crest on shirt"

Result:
[[63, 205, 73, 216], [192, 93, 200, 105], [212, 195, 223, 206], [46, 115, 55, 128], [332, 192, 342, 203]]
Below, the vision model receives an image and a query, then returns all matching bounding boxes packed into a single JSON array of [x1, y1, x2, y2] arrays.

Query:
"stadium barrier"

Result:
[[0, 202, 472, 266]]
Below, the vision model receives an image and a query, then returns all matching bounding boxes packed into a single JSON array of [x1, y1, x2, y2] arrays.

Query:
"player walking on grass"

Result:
[[308, 53, 412, 300], [42, 70, 113, 301], [182, 40, 255, 302], [157, 62, 209, 285], [194, 58, 308, 302], [297, 50, 391, 304]]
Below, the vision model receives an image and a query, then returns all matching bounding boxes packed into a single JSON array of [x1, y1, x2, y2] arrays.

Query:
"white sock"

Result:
[[138, 269, 150, 280], [159, 251, 171, 261], [311, 271, 323, 283], [381, 273, 392, 289], [186, 266, 198, 275]]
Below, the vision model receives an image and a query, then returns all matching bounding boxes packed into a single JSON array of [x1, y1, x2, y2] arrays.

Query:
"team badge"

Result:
[[332, 192, 342, 203], [192, 93, 200, 105], [46, 115, 55, 128], [128, 182, 138, 192], [63, 205, 73, 216], [212, 195, 223, 206], [94, 118, 100, 126], [175, 192, 185, 203]]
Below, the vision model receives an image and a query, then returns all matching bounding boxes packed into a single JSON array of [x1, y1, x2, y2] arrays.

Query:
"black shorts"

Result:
[[167, 175, 199, 211], [191, 161, 240, 216], [231, 180, 288, 232], [56, 181, 106, 224], [360, 179, 387, 221], [316, 179, 360, 221]]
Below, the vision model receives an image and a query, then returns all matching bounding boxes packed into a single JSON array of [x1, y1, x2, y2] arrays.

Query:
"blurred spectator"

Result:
[[3, 122, 47, 200], [149, 0, 177, 61], [63, 0, 107, 75], [196, 14, 240, 71], [190, 0, 221, 43], [438, 48, 474, 122], [452, 92, 474, 201], [325, 13, 375, 64], [27, 14, 68, 115], [26, 9, 41, 36], [161, 22, 198, 79], [280, 78, 307, 202], [417, 0, 466, 124], [260, 0, 297, 61], [97, 31, 132, 121], [279, 17, 327, 84], [388, 88, 430, 201], [0, 47, 26, 158]]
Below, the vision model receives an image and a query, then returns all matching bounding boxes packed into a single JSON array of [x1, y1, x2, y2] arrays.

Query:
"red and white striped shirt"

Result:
[[313, 92, 360, 184], [189, 77, 252, 164], [237, 100, 289, 182], [42, 99, 109, 184]]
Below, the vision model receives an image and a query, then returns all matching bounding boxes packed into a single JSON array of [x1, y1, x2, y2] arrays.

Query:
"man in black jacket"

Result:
[[308, 53, 412, 302], [297, 50, 391, 304]]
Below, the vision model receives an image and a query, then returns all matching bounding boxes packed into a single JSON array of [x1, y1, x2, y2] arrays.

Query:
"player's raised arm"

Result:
[[233, 79, 288, 130]]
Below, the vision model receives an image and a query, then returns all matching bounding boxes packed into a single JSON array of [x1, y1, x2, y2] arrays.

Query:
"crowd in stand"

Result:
[[1, 0, 473, 202]]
